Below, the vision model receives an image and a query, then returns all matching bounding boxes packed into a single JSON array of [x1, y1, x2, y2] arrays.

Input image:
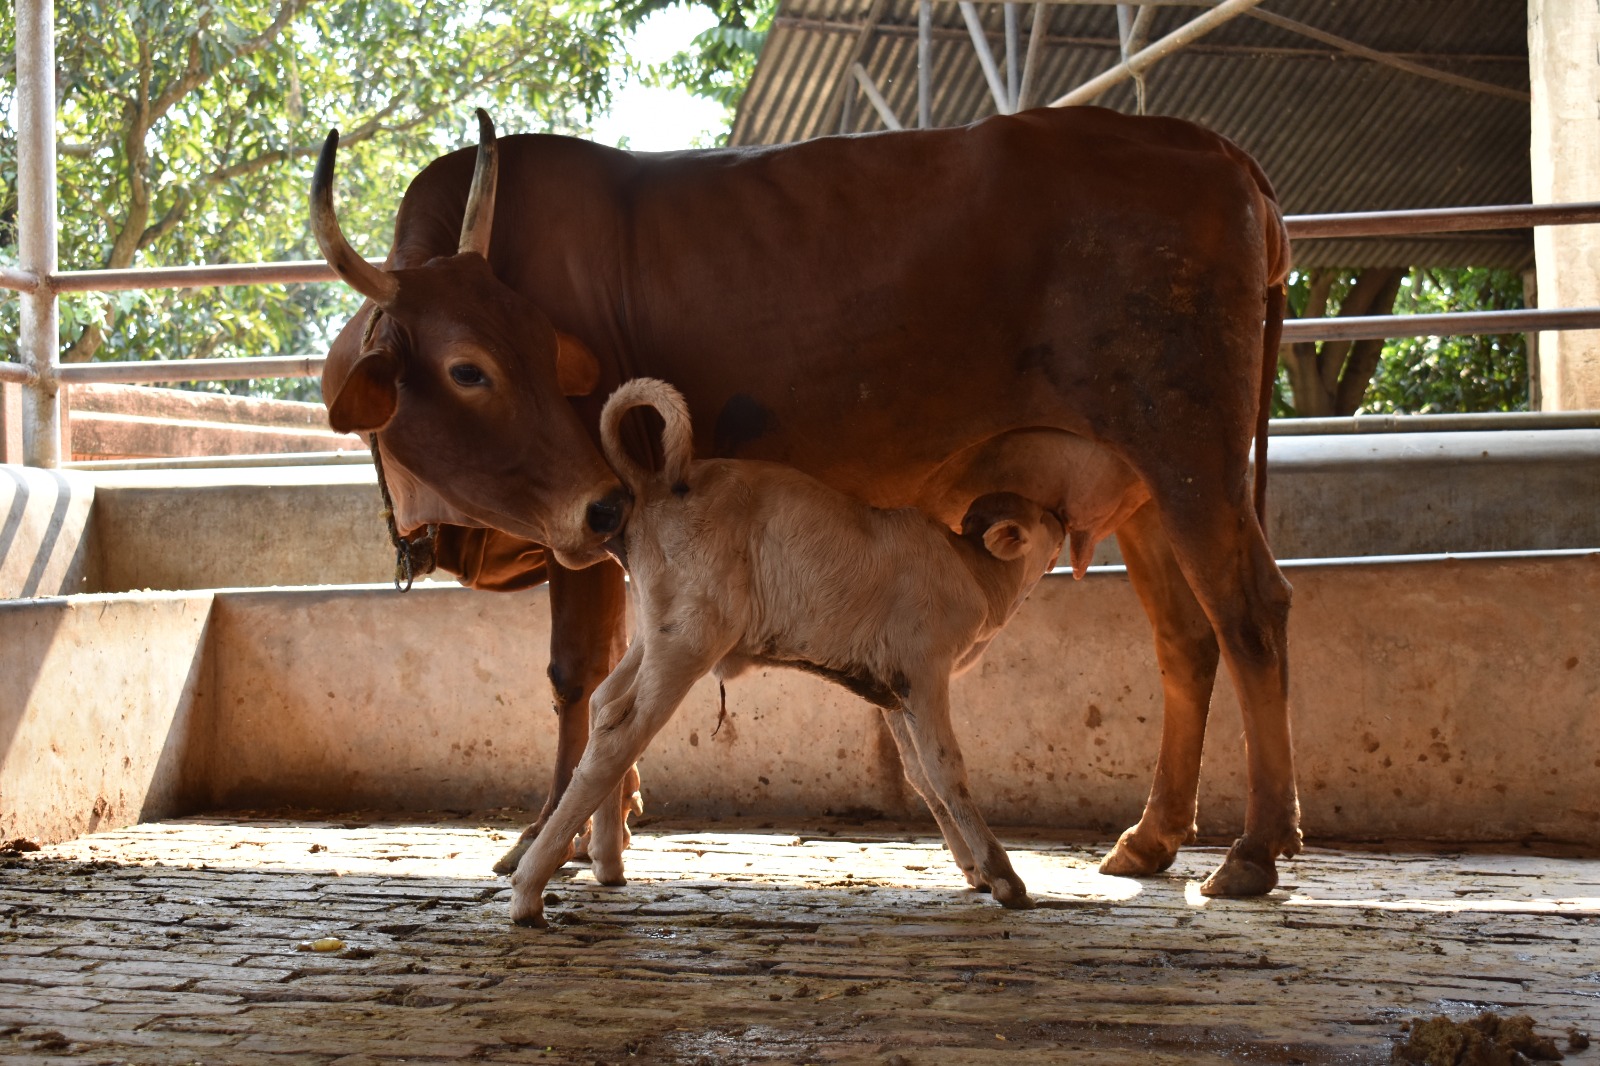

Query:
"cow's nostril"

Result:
[[586, 490, 629, 535]]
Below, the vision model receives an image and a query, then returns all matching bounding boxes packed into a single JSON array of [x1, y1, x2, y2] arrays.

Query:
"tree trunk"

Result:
[[1279, 267, 1405, 417]]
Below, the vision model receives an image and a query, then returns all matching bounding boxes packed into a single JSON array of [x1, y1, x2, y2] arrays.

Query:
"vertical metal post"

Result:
[[1017, 3, 1048, 112], [958, 1, 1012, 115], [918, 0, 932, 128], [1004, 4, 1021, 112], [17, 0, 60, 467]]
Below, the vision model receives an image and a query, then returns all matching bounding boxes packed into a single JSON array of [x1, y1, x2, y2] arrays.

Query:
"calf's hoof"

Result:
[[1198, 838, 1280, 898], [591, 856, 628, 887], [1099, 825, 1180, 877], [491, 824, 541, 876], [993, 879, 1033, 910], [508, 892, 548, 929]]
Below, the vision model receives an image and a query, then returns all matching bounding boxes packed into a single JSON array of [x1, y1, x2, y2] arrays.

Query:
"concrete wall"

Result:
[[85, 463, 394, 592], [0, 592, 214, 845], [3, 552, 1595, 849], [65, 384, 363, 462], [0, 466, 98, 598]]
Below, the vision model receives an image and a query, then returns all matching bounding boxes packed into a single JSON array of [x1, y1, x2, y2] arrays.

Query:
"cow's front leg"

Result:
[[493, 556, 629, 877]]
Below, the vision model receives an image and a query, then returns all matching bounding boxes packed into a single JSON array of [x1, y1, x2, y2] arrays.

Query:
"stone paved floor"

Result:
[[2, 814, 1598, 1065]]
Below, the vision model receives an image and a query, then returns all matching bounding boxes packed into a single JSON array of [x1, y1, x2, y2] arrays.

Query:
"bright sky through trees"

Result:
[[590, 5, 729, 150]]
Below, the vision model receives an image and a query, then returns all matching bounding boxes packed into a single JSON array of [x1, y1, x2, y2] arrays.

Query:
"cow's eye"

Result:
[[450, 364, 487, 387]]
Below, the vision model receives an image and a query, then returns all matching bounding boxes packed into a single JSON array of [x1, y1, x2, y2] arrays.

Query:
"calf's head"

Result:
[[314, 110, 628, 566], [960, 492, 1066, 616]]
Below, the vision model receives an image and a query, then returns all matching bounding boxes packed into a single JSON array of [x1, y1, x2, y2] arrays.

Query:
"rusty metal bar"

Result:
[[1282, 307, 1600, 345], [1286, 202, 1600, 240], [0, 362, 40, 386], [0, 266, 41, 294], [17, 0, 60, 467], [1049, 0, 1266, 107], [55, 355, 326, 385]]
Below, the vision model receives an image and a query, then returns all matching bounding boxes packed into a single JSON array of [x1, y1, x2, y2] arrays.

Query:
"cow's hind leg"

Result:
[[1144, 486, 1300, 897], [897, 684, 1030, 908], [509, 639, 718, 927], [1101, 501, 1219, 878], [878, 708, 983, 890], [493, 557, 629, 877]]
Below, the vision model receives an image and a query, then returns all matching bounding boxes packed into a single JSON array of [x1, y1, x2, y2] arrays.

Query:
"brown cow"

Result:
[[507, 376, 1065, 927], [315, 105, 1297, 898]]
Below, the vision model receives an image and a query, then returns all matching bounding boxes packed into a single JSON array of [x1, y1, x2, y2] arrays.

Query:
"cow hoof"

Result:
[[1099, 827, 1178, 877], [1199, 841, 1278, 897]]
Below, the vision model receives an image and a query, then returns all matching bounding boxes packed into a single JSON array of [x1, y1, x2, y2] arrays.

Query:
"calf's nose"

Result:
[[586, 488, 631, 536]]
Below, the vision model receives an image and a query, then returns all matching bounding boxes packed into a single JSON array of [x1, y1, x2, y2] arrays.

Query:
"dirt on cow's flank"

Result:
[[1392, 1011, 1582, 1065]]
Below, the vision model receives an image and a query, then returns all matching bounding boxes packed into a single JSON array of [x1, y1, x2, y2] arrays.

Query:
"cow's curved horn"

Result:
[[458, 108, 498, 258], [311, 129, 399, 307]]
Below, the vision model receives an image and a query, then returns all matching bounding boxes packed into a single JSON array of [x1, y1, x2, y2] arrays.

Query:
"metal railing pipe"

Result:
[[1, 362, 41, 386], [17, 0, 60, 467], [50, 259, 358, 292], [0, 266, 41, 294], [1268, 410, 1600, 435], [1281, 306, 1600, 344], [56, 354, 326, 385], [1286, 201, 1600, 240]]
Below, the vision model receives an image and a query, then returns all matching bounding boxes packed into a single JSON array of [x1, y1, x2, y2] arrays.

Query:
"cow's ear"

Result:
[[982, 520, 1030, 561], [555, 331, 600, 397], [327, 349, 399, 433]]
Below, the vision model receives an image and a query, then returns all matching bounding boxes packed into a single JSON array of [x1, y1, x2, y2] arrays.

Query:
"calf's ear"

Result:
[[982, 520, 1031, 561], [555, 332, 601, 396], [327, 349, 400, 433]]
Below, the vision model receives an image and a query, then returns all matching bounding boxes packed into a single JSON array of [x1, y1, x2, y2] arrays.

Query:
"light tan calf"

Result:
[[508, 378, 1065, 927]]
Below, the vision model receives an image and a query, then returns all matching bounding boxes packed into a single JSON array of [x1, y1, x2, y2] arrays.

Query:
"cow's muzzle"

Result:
[[585, 488, 631, 537]]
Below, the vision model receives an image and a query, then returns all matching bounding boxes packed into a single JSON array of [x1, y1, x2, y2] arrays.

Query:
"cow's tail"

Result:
[[1253, 185, 1292, 532], [600, 377, 694, 495]]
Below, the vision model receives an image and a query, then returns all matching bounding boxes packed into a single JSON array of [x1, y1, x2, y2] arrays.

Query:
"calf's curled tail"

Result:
[[599, 377, 695, 495]]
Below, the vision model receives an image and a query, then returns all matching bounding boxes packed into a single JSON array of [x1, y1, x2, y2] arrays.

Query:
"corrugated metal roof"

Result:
[[730, 0, 1532, 268]]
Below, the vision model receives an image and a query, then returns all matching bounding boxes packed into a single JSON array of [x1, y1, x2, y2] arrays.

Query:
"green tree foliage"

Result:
[[614, 0, 776, 133], [0, 0, 625, 398], [1364, 268, 1529, 415], [1275, 266, 1529, 417]]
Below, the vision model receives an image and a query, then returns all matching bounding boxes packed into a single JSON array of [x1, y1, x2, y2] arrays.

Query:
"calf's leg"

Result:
[[878, 708, 983, 890], [897, 683, 1031, 908], [509, 640, 721, 927], [493, 557, 629, 877]]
